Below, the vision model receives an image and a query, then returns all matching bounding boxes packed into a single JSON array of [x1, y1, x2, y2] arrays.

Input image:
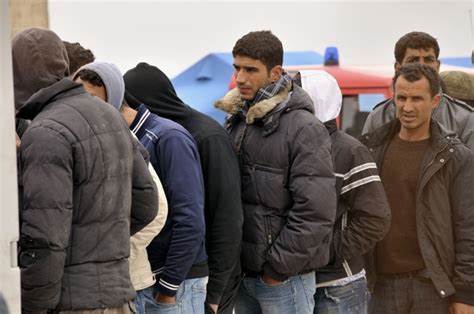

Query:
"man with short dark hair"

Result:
[[363, 31, 474, 148], [63, 41, 95, 74], [13, 28, 158, 313], [215, 30, 336, 313], [361, 64, 474, 314]]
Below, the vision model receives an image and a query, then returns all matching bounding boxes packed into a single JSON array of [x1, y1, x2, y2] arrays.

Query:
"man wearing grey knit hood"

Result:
[[14, 28, 158, 313], [73, 61, 169, 314]]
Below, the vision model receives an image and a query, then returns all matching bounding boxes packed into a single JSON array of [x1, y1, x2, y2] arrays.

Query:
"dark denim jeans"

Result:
[[314, 277, 369, 314], [369, 271, 450, 314], [235, 272, 316, 314]]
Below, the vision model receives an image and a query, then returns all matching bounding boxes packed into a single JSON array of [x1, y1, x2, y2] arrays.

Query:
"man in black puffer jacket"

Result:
[[215, 30, 336, 314], [13, 28, 158, 313]]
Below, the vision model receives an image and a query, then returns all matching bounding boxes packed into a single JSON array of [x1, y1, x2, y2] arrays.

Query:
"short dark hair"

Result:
[[74, 69, 104, 87], [63, 41, 96, 74], [394, 32, 440, 64], [393, 63, 441, 97], [232, 30, 283, 71]]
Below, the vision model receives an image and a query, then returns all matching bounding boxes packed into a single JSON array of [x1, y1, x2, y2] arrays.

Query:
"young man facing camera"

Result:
[[215, 30, 336, 314]]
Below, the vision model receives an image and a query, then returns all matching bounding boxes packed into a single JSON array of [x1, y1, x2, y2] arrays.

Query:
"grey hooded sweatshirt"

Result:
[[14, 28, 158, 311]]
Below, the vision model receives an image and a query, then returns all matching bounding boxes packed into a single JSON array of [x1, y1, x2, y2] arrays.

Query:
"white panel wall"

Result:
[[0, 0, 21, 313]]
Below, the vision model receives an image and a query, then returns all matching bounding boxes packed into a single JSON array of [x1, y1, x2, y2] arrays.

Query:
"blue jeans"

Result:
[[369, 271, 450, 314], [142, 277, 208, 313], [235, 272, 316, 314], [134, 289, 147, 314], [314, 277, 369, 314]]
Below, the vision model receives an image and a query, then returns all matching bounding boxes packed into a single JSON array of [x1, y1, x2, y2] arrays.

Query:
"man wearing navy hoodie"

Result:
[[120, 98, 208, 313]]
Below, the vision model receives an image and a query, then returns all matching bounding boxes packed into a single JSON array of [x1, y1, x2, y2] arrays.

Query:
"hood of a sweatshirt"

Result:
[[299, 70, 342, 123], [12, 28, 69, 111], [123, 62, 191, 124], [75, 61, 125, 110]]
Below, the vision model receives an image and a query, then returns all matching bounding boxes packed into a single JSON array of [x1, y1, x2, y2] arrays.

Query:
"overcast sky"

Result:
[[49, 0, 473, 78]]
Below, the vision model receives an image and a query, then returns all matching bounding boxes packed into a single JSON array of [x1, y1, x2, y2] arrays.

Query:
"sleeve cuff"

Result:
[[262, 263, 288, 282], [157, 275, 182, 297], [452, 289, 474, 306], [205, 288, 223, 305]]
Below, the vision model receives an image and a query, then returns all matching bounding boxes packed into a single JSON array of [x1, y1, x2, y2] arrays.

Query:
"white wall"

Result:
[[0, 0, 21, 312], [49, 0, 473, 78]]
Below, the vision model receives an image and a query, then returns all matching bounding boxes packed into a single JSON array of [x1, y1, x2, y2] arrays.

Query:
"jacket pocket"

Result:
[[241, 164, 259, 205], [252, 164, 291, 212], [20, 248, 63, 288]]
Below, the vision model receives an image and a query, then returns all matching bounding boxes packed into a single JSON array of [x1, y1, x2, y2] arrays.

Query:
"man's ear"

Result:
[[432, 93, 441, 109], [435, 60, 441, 72], [270, 65, 283, 83], [394, 62, 402, 72]]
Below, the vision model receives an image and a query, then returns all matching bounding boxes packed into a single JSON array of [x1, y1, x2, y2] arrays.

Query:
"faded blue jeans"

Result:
[[134, 289, 147, 314], [234, 271, 316, 314], [314, 277, 369, 314], [142, 277, 207, 313]]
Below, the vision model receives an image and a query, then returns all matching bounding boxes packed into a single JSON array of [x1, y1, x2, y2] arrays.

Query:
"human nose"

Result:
[[402, 100, 414, 112], [235, 69, 246, 84]]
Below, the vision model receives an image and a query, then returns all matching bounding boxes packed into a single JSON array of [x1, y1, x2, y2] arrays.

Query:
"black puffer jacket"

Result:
[[215, 83, 336, 281], [361, 119, 474, 305]]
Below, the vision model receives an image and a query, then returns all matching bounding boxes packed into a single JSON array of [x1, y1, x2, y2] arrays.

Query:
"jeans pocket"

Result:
[[258, 276, 289, 288]]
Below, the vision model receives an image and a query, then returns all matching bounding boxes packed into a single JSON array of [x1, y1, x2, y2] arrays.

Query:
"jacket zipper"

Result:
[[264, 216, 272, 244], [236, 123, 248, 154]]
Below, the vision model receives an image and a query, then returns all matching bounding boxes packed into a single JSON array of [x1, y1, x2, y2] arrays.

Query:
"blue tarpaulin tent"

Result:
[[440, 56, 473, 68], [172, 51, 324, 123]]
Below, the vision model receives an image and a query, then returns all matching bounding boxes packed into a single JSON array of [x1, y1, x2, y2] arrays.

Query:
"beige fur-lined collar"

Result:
[[214, 84, 291, 124]]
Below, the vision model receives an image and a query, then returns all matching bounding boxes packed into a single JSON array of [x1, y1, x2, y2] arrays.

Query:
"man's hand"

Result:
[[261, 274, 283, 286], [155, 292, 176, 304], [208, 303, 219, 313], [450, 302, 474, 314], [16, 132, 21, 152]]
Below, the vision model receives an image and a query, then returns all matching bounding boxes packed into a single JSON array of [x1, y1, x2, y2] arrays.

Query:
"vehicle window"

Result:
[[341, 93, 385, 138]]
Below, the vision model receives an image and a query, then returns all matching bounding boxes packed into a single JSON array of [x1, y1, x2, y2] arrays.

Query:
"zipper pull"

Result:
[[268, 234, 272, 244]]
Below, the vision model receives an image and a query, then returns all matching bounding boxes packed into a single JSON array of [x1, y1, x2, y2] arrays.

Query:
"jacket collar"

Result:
[[214, 83, 292, 124], [16, 79, 83, 120], [130, 104, 152, 139], [324, 119, 338, 135], [363, 118, 460, 150]]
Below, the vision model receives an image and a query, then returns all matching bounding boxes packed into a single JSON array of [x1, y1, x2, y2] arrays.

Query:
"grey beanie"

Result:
[[76, 61, 125, 110]]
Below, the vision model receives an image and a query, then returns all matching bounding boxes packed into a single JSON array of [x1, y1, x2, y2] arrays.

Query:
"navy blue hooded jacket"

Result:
[[131, 104, 208, 296]]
